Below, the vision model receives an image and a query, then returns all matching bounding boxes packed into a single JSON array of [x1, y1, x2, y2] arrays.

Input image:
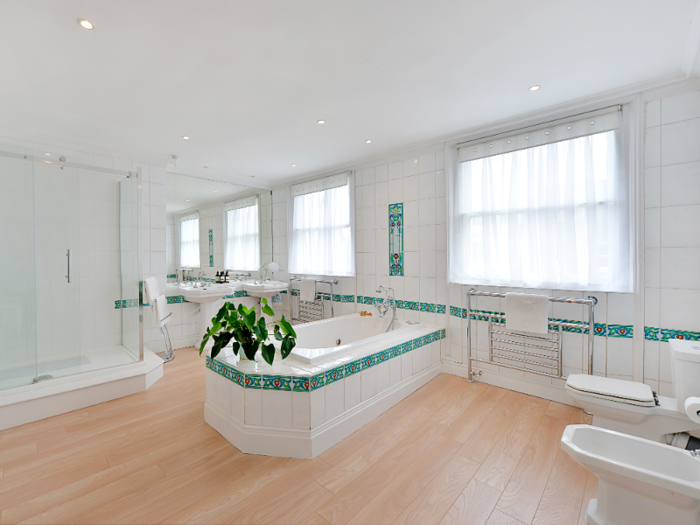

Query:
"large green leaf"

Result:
[[199, 333, 211, 355], [279, 316, 297, 338], [261, 343, 276, 365], [242, 339, 260, 360], [211, 332, 233, 359], [231, 341, 240, 355], [261, 298, 275, 317], [280, 336, 296, 359], [242, 308, 256, 330]]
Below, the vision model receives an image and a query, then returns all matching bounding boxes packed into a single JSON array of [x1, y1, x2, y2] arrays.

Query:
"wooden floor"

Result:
[[0, 347, 595, 525]]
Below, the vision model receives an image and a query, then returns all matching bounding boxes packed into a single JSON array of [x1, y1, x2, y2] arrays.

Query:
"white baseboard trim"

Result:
[[205, 362, 442, 459], [442, 361, 575, 406], [0, 349, 164, 431]]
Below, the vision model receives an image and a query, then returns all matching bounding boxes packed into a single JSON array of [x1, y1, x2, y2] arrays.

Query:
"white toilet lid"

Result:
[[566, 374, 656, 407]]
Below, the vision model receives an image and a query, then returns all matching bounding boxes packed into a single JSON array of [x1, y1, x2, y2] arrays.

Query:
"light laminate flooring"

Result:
[[0, 347, 594, 525]]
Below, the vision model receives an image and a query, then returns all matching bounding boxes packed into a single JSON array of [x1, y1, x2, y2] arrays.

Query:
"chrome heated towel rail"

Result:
[[289, 277, 339, 323], [466, 289, 597, 380]]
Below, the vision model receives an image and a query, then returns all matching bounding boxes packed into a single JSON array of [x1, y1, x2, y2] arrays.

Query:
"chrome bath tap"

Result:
[[375, 285, 396, 332]]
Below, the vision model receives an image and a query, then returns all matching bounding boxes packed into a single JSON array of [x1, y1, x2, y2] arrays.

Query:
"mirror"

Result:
[[165, 173, 272, 283]]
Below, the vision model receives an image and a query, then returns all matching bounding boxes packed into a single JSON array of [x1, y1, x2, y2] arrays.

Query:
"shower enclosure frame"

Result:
[[0, 149, 145, 385]]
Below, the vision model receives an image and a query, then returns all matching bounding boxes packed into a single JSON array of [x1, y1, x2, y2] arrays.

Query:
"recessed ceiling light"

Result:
[[529, 85, 540, 91], [365, 140, 372, 144], [214, 190, 218, 193], [182, 136, 190, 140], [78, 19, 94, 30], [317, 120, 325, 125], [291, 163, 297, 167], [186, 199, 190, 202], [45, 153, 50, 156]]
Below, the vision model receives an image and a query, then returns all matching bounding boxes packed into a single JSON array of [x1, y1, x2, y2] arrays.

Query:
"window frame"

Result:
[[223, 195, 261, 272], [179, 211, 201, 268], [287, 172, 356, 277], [448, 107, 634, 293]]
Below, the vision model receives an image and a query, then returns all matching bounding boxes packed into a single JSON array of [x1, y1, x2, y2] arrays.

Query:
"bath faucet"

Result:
[[375, 286, 396, 332]]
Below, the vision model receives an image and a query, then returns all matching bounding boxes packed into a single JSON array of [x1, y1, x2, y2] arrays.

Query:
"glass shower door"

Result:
[[35, 158, 82, 380], [0, 147, 37, 389]]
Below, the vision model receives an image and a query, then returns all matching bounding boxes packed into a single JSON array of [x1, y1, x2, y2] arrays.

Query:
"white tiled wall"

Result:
[[644, 88, 700, 397], [271, 149, 450, 326], [271, 112, 687, 392]]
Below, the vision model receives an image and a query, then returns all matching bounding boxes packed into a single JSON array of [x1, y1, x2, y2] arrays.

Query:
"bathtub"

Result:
[[288, 313, 417, 365]]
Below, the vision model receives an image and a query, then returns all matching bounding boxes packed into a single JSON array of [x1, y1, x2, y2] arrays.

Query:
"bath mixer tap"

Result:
[[375, 286, 396, 332]]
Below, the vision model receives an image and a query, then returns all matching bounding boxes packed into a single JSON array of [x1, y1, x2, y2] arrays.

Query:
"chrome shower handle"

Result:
[[66, 249, 71, 283]]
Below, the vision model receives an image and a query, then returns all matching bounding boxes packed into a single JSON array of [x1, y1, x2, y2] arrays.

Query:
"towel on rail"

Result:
[[505, 292, 549, 335], [300, 278, 316, 302], [144, 276, 160, 305], [153, 295, 171, 327]]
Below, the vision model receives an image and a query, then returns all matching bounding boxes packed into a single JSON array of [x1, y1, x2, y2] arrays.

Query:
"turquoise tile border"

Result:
[[659, 328, 700, 342], [344, 359, 362, 376], [361, 354, 377, 369], [292, 377, 310, 392], [118, 291, 249, 309], [262, 375, 291, 391], [207, 328, 447, 391], [325, 366, 344, 385], [607, 324, 633, 338], [310, 373, 325, 391], [244, 374, 262, 389], [446, 306, 640, 339]]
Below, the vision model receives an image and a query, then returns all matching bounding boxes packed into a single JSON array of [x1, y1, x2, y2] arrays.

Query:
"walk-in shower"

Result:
[[0, 144, 144, 392]]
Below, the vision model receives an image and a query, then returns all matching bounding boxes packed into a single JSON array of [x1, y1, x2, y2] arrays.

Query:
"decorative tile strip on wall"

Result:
[[208, 229, 214, 267], [645, 327, 700, 342], [115, 291, 249, 309], [446, 306, 633, 338], [114, 299, 140, 309], [288, 290, 355, 303], [167, 274, 177, 279], [389, 202, 404, 276], [206, 328, 446, 392]]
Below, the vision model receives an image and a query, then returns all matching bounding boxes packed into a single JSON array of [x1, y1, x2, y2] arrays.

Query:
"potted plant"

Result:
[[199, 298, 297, 365]]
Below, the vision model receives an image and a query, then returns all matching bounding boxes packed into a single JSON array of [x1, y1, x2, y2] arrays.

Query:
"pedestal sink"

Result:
[[241, 280, 289, 299], [180, 284, 235, 350]]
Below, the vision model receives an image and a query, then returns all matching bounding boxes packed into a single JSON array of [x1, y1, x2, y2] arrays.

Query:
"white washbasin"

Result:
[[242, 281, 288, 299], [181, 284, 234, 304]]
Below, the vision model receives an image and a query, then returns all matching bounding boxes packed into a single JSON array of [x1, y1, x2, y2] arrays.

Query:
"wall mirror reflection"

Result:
[[165, 173, 273, 284], [163, 173, 283, 352]]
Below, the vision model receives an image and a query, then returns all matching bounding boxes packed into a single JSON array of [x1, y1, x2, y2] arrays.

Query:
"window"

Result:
[[289, 173, 354, 276], [224, 195, 260, 271], [179, 211, 200, 267], [450, 109, 632, 292]]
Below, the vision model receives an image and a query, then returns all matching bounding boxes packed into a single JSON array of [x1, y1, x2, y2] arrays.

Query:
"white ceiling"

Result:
[[166, 173, 255, 214], [0, 0, 698, 186]]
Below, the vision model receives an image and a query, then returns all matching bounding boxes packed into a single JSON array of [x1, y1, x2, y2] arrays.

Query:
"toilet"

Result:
[[565, 339, 700, 443], [562, 424, 700, 525]]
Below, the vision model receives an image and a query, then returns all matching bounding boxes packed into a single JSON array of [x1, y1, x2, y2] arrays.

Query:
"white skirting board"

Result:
[[442, 361, 575, 406], [205, 362, 442, 459], [0, 349, 164, 431]]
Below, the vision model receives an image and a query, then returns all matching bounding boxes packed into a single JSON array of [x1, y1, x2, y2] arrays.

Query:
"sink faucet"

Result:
[[375, 286, 396, 332]]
